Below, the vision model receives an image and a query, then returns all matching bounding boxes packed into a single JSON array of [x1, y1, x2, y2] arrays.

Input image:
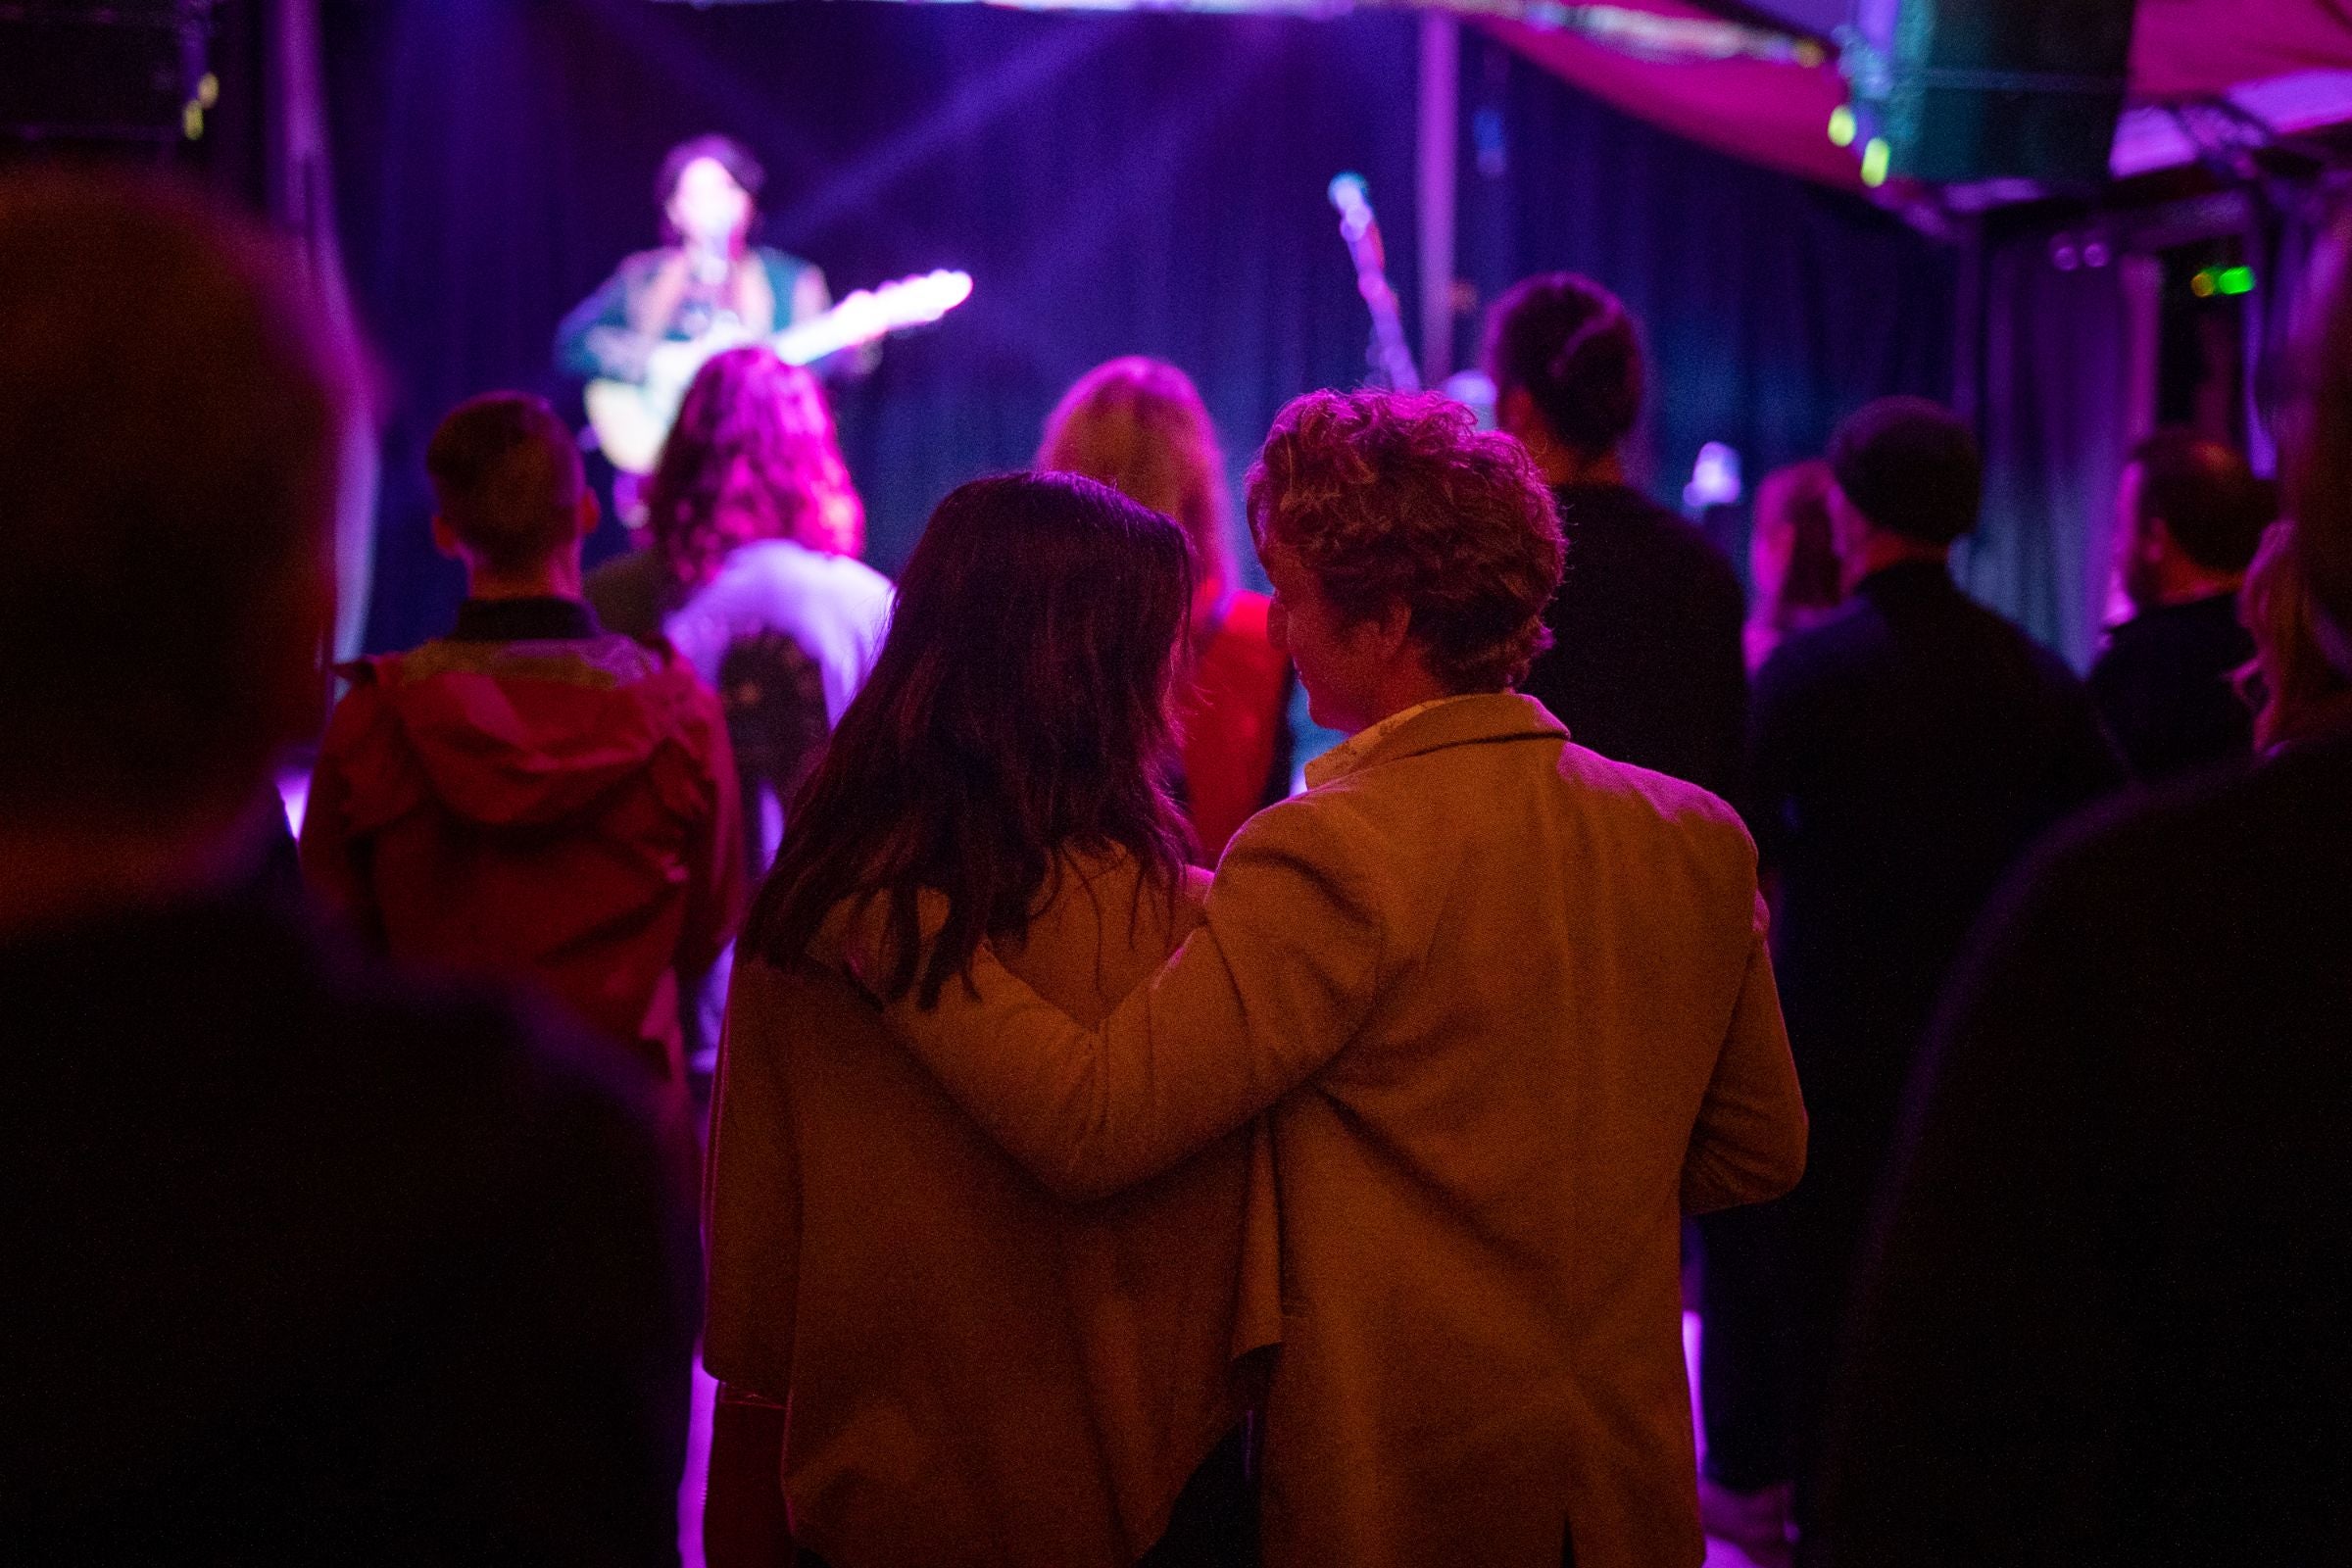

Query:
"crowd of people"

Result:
[[6, 164, 2348, 1568]]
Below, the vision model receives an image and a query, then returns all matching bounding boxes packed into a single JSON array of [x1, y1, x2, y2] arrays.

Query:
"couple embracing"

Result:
[[704, 388, 1806, 1568]]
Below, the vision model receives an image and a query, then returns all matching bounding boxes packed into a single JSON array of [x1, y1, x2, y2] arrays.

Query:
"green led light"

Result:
[[1861, 137, 1890, 187], [1828, 105, 1857, 148], [2215, 265, 2256, 296]]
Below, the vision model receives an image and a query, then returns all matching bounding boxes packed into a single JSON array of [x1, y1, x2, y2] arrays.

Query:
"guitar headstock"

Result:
[[856, 270, 974, 329]]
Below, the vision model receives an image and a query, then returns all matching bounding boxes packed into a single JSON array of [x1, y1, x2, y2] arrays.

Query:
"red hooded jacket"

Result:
[[301, 610, 746, 1094]]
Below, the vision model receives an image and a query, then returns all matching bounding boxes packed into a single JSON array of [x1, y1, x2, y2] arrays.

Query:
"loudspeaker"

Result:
[[1860, 0, 2138, 184]]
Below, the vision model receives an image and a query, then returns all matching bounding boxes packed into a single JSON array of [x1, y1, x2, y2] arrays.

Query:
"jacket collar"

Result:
[[1315, 692, 1568, 788], [450, 596, 601, 643]]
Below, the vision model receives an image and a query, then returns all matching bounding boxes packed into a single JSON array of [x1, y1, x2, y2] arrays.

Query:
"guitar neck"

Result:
[[770, 311, 862, 368]]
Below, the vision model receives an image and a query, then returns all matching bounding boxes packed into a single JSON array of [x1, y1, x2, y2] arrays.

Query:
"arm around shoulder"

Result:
[[877, 795, 1394, 1200]]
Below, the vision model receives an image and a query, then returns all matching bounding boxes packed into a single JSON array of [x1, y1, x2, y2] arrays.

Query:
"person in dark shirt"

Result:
[[1814, 216, 2352, 1568], [2087, 428, 2268, 780], [0, 172, 697, 1565], [1744, 397, 2125, 1547], [1485, 272, 1748, 800]]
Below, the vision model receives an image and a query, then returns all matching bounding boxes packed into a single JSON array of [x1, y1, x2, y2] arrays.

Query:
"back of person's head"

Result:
[[1248, 389, 1563, 692], [749, 472, 1194, 1006], [1038, 356, 1235, 594], [0, 169, 356, 832], [1828, 396, 1982, 546], [426, 393, 586, 574], [1752, 458, 1843, 625], [2129, 427, 2267, 576], [1482, 272, 1643, 460], [644, 347, 862, 585]]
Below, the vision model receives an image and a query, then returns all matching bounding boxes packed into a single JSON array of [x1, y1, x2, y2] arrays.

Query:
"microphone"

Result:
[[686, 232, 731, 287]]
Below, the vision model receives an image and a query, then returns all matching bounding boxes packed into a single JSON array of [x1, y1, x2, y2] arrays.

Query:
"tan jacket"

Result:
[[873, 695, 1806, 1568], [705, 856, 1279, 1567]]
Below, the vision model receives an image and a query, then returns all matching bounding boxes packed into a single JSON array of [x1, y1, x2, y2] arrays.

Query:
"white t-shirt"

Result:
[[662, 539, 894, 726]]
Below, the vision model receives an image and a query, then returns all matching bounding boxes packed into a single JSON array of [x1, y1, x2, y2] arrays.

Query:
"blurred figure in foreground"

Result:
[[1040, 357, 1294, 862], [0, 172, 696, 1565], [1815, 244, 2352, 1567]]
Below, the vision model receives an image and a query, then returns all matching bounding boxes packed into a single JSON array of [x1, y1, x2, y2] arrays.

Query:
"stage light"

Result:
[[1828, 105, 1857, 148], [1860, 137, 1890, 187], [2191, 265, 2257, 298]]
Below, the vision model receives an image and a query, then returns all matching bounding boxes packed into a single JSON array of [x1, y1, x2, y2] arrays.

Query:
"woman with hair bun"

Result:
[[1484, 273, 1748, 799], [1040, 357, 1294, 861]]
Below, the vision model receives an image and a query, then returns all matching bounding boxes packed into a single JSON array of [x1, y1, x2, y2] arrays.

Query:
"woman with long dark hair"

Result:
[[702, 472, 1275, 1567]]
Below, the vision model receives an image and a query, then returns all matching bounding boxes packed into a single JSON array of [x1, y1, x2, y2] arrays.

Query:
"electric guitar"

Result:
[[586, 268, 973, 475]]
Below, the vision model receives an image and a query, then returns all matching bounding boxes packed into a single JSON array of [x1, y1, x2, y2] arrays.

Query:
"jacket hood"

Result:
[[341, 636, 702, 830]]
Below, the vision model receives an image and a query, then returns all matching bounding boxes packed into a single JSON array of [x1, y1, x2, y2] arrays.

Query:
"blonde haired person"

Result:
[[1041, 358, 1293, 861]]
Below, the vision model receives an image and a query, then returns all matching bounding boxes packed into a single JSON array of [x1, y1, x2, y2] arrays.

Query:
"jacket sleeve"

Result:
[[676, 685, 749, 982], [872, 799, 1392, 1200], [1682, 889, 1808, 1213], [297, 683, 384, 945], [701, 961, 807, 1403]]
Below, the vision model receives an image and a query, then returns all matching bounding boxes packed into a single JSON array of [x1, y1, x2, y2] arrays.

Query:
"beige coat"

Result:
[[706, 855, 1280, 1566], [871, 695, 1806, 1568]]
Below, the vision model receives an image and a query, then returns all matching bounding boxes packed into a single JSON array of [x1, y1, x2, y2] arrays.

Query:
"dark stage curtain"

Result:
[[1457, 33, 1956, 589], [322, 1, 1420, 654], [1968, 241, 2156, 671]]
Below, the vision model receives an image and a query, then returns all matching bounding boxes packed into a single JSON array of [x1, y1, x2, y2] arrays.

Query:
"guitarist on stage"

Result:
[[556, 134, 868, 401]]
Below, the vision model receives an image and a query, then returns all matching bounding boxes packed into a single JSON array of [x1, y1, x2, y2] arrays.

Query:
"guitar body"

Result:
[[585, 269, 970, 476], [586, 378, 692, 477]]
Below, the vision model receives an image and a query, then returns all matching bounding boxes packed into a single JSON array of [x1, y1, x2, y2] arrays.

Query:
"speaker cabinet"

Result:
[[1867, 0, 2138, 184]]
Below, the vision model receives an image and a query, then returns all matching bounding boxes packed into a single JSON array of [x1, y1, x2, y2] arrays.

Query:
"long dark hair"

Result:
[[748, 471, 1196, 1006]]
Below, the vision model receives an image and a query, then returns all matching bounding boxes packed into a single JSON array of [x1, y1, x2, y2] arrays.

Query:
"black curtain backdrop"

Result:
[[1457, 33, 1956, 579], [324, 0, 1421, 654]]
